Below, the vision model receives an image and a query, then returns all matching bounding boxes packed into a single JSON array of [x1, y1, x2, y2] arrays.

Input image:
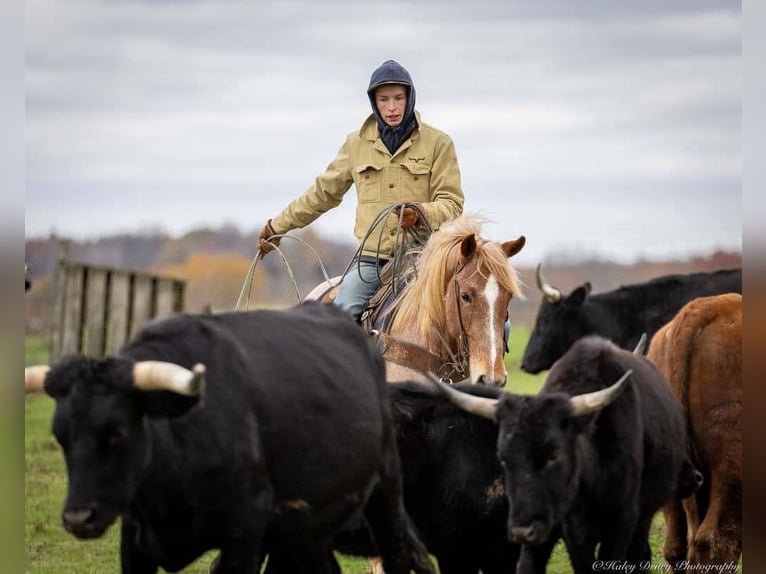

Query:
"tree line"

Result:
[[24, 225, 741, 336]]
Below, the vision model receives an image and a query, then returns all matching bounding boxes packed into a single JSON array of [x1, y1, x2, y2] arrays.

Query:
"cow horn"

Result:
[[633, 333, 647, 355], [132, 361, 206, 397], [25, 365, 50, 394], [536, 263, 561, 303], [427, 372, 497, 420], [569, 369, 632, 417]]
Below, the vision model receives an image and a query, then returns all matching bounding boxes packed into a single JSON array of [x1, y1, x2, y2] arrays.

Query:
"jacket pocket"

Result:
[[355, 164, 383, 203], [400, 162, 431, 199]]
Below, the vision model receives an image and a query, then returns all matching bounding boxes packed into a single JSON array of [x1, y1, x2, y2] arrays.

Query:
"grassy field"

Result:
[[24, 329, 737, 573]]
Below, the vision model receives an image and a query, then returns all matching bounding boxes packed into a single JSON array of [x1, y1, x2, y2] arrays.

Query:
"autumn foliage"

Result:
[[157, 252, 266, 313]]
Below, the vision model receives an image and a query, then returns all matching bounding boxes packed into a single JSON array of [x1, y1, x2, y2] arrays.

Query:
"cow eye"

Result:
[[544, 451, 561, 469], [460, 292, 471, 303]]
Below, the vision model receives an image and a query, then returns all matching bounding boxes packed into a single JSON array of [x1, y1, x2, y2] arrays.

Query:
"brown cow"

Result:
[[648, 293, 742, 571]]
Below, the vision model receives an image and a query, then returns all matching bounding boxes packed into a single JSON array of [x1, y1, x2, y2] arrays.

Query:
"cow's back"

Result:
[[223, 302, 389, 508], [126, 302, 389, 529], [648, 294, 742, 469]]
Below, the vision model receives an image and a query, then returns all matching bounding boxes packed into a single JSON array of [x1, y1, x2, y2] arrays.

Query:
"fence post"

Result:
[[49, 257, 186, 361], [49, 241, 70, 363]]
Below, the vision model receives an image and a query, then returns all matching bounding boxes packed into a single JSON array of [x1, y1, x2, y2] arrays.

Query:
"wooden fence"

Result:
[[50, 260, 186, 362]]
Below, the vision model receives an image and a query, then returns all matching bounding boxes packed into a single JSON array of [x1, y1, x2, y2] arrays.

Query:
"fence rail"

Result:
[[50, 260, 185, 362]]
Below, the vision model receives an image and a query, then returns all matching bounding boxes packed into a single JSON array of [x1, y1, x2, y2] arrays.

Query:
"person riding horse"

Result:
[[257, 59, 464, 323]]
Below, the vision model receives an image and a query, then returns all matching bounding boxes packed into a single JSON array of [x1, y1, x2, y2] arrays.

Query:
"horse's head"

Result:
[[444, 231, 525, 386], [390, 216, 525, 387]]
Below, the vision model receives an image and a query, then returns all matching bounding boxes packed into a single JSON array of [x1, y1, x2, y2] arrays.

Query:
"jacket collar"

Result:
[[360, 110, 422, 144]]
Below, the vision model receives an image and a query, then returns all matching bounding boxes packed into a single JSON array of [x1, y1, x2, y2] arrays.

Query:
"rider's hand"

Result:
[[258, 220, 280, 255], [393, 203, 422, 229]]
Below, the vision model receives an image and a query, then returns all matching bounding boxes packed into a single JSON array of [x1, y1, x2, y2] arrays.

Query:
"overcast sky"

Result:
[[24, 0, 741, 265]]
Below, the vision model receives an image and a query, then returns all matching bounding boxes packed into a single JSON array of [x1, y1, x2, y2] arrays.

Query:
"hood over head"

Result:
[[367, 60, 418, 154]]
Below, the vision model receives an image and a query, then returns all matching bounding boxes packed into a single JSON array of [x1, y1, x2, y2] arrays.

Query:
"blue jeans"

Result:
[[334, 259, 384, 322]]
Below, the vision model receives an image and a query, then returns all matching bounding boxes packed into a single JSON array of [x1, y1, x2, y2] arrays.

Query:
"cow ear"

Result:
[[565, 285, 589, 307], [139, 391, 204, 420]]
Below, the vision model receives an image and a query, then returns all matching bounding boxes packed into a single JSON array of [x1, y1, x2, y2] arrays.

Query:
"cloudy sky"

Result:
[[24, 0, 741, 265]]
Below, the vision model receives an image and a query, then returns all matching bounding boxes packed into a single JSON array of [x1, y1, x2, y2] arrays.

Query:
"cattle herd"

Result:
[[25, 266, 742, 573]]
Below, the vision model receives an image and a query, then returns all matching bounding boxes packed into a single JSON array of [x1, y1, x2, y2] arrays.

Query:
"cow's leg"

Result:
[[262, 541, 341, 574], [362, 445, 435, 574], [625, 510, 655, 572], [689, 472, 742, 566], [562, 539, 598, 574], [662, 499, 689, 573], [596, 506, 638, 562], [680, 489, 703, 567], [362, 484, 434, 574], [561, 519, 599, 574], [213, 484, 274, 573], [120, 519, 158, 574], [515, 534, 558, 574], [433, 553, 479, 574]]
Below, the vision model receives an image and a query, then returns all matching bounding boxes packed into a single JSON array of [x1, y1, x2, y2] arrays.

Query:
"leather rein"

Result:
[[374, 261, 471, 383]]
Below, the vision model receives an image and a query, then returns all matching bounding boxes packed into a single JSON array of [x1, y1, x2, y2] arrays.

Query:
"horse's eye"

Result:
[[460, 292, 471, 303]]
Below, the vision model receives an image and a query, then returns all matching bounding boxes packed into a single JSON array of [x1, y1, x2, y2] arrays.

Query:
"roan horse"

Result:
[[307, 215, 526, 386]]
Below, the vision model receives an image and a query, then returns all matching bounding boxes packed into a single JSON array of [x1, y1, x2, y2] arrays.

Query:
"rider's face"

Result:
[[374, 84, 408, 128]]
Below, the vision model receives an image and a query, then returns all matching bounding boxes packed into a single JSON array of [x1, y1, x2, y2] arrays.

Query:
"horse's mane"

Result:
[[389, 215, 523, 344]]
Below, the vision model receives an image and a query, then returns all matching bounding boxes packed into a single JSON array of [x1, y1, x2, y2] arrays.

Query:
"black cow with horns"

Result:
[[25, 301, 434, 574], [434, 335, 702, 574], [328, 381, 557, 574], [521, 266, 742, 374]]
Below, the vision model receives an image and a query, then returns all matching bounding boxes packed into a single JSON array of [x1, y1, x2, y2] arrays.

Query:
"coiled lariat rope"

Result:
[[234, 234, 333, 311], [235, 204, 433, 312], [341, 202, 433, 295]]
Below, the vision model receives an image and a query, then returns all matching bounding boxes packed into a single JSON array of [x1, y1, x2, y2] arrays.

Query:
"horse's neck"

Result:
[[389, 316, 454, 359]]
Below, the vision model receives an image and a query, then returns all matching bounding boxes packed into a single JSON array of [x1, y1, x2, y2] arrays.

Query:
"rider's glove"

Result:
[[258, 220, 280, 255], [392, 203, 422, 229]]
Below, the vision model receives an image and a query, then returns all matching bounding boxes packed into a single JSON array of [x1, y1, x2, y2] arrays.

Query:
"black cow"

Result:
[[521, 266, 742, 373], [24, 301, 434, 574], [326, 381, 559, 574], [390, 381, 521, 574], [436, 336, 702, 574]]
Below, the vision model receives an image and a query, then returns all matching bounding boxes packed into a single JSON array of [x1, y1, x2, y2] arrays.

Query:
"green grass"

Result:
[[25, 333, 740, 573], [504, 324, 546, 395]]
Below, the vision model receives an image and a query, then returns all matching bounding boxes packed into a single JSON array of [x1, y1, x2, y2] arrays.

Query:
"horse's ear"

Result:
[[501, 236, 526, 258], [460, 234, 478, 258]]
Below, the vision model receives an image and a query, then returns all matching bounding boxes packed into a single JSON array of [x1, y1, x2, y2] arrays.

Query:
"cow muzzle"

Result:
[[62, 506, 110, 539], [510, 521, 547, 545]]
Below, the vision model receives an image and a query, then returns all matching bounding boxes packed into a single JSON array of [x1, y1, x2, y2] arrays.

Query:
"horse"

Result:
[[307, 215, 526, 386]]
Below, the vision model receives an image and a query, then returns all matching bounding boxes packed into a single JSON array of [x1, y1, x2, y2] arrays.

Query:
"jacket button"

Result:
[[388, 183, 395, 189], [364, 175, 370, 180], [413, 176, 419, 181]]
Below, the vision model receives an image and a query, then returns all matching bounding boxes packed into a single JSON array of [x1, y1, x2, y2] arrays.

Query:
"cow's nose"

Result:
[[476, 374, 489, 385], [63, 508, 95, 529], [511, 524, 539, 544]]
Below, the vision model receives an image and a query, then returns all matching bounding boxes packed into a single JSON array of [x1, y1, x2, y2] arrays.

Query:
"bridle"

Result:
[[374, 259, 472, 383], [433, 260, 472, 380], [375, 246, 506, 384]]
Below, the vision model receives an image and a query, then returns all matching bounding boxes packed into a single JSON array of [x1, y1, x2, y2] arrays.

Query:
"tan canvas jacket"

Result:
[[270, 111, 464, 258]]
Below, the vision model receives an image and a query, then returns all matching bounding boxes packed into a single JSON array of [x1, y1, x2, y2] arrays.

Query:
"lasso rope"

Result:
[[234, 234, 333, 311], [234, 204, 432, 311]]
